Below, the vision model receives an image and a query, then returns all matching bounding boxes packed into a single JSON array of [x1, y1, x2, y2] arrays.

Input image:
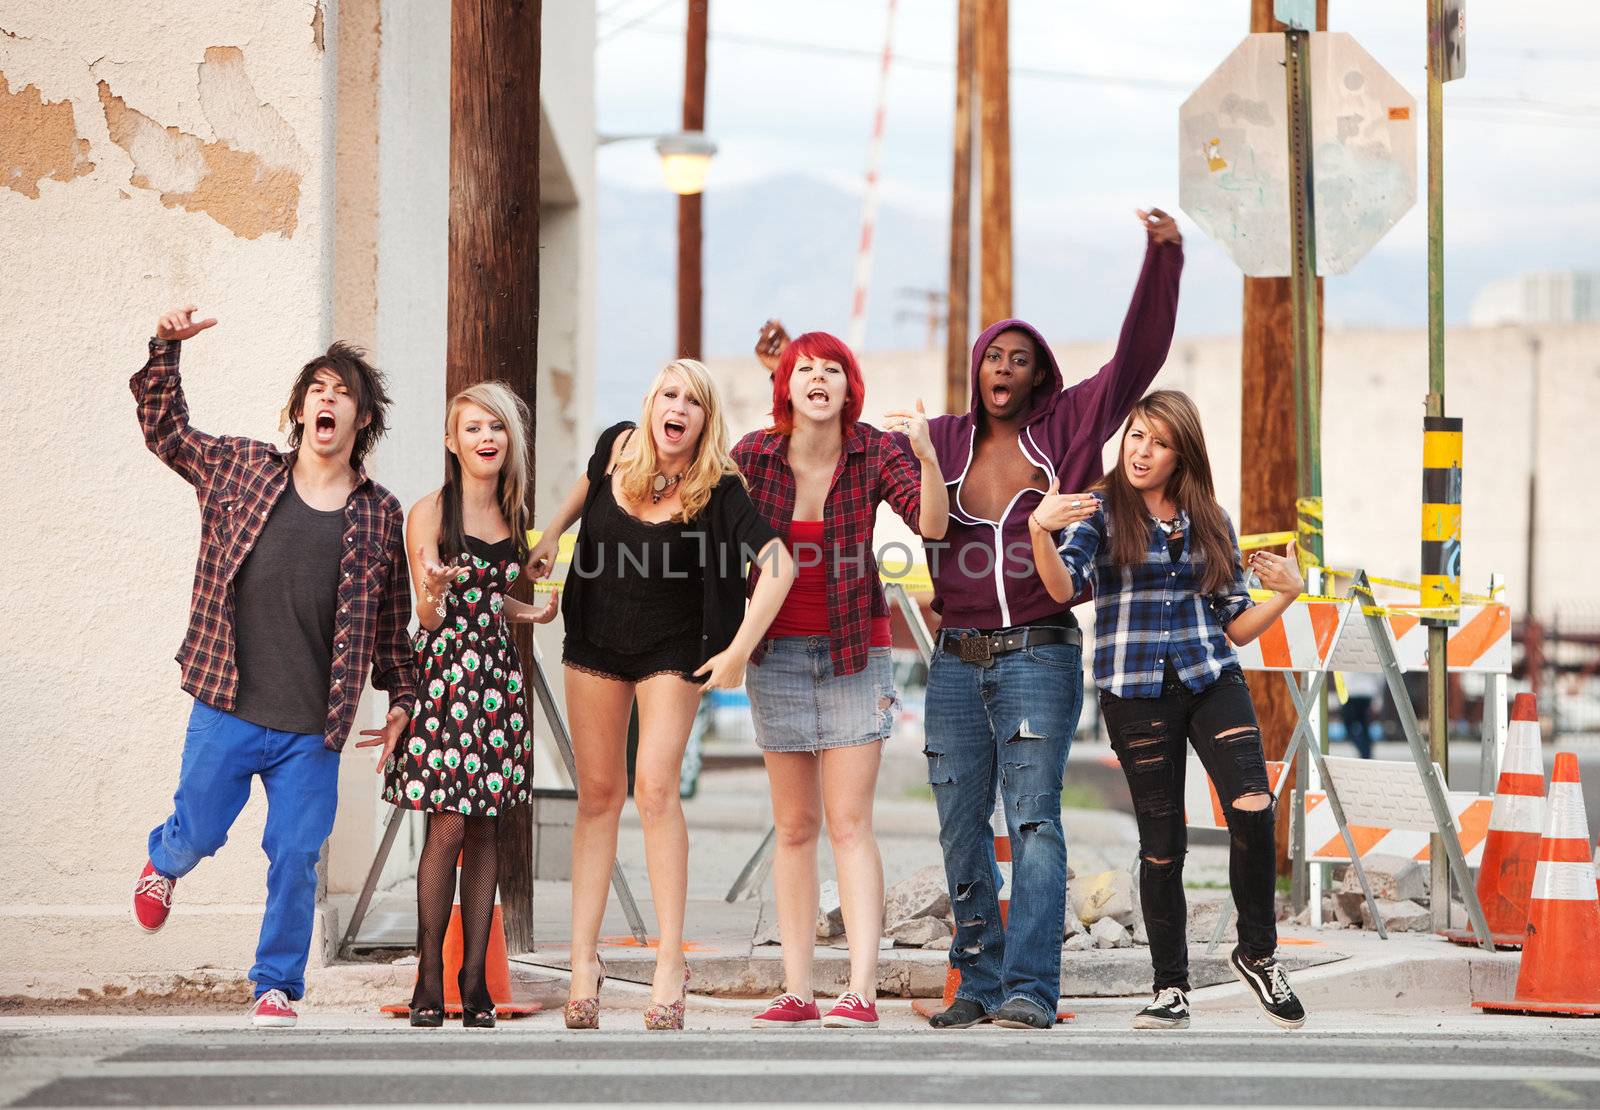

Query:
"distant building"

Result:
[[1470, 271, 1600, 326]]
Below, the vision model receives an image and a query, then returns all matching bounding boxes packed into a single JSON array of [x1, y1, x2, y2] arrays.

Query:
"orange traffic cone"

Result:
[[1475, 752, 1600, 1017], [1443, 693, 1545, 948], [382, 905, 542, 1018]]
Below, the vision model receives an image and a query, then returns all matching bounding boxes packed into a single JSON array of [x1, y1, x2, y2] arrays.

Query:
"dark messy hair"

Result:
[[282, 341, 392, 467]]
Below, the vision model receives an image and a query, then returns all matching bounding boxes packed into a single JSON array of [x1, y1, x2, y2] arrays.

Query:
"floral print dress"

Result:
[[383, 536, 532, 816]]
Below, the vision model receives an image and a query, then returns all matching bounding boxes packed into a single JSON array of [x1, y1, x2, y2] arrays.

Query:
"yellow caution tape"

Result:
[[1239, 531, 1296, 550]]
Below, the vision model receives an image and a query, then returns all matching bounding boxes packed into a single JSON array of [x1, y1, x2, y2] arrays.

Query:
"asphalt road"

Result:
[[6, 1017, 1600, 1107]]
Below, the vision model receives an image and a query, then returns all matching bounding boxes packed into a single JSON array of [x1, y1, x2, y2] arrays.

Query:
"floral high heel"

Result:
[[563, 955, 607, 1030], [644, 963, 691, 1031]]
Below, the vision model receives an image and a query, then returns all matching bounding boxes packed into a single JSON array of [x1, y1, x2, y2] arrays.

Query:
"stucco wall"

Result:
[[0, 1, 336, 987]]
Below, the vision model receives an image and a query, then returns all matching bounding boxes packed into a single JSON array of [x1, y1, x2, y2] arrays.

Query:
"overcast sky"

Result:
[[593, 1, 1600, 341]]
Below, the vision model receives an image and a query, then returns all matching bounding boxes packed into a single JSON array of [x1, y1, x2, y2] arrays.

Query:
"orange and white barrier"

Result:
[[1443, 693, 1545, 948], [1233, 601, 1347, 673], [1475, 752, 1600, 1016], [1301, 755, 1492, 866], [1326, 601, 1511, 675]]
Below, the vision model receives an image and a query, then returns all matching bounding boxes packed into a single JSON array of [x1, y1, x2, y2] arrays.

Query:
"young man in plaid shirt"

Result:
[[128, 306, 418, 1028]]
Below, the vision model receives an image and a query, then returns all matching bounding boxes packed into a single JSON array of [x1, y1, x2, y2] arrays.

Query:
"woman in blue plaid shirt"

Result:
[[1029, 390, 1308, 1033]]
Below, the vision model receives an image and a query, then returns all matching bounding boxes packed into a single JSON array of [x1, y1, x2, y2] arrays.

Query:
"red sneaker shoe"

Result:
[[251, 989, 298, 1028], [751, 992, 821, 1028], [132, 861, 175, 933], [822, 991, 879, 1028]]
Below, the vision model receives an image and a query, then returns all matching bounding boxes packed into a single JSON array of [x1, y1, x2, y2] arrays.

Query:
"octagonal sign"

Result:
[[1179, 33, 1416, 277]]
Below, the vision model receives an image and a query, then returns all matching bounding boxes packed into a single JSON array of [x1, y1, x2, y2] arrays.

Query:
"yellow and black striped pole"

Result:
[[1421, 415, 1463, 627]]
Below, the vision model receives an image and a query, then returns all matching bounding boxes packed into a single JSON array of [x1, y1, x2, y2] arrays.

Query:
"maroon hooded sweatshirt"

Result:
[[923, 239, 1183, 630]]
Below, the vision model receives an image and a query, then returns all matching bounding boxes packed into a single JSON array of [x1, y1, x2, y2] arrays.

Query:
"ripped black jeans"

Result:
[[1098, 666, 1277, 993]]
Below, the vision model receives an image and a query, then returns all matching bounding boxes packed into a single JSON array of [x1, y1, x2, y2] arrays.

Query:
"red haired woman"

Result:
[[736, 330, 948, 1029]]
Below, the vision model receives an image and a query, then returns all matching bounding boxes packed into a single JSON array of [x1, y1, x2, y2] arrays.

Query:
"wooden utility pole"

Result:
[[1243, 0, 1326, 874], [944, 0, 975, 415], [447, 0, 541, 952], [974, 0, 1011, 327], [677, 0, 709, 359]]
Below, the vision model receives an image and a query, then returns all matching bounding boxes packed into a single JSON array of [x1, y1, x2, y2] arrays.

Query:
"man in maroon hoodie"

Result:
[[757, 209, 1183, 1029], [918, 210, 1182, 1029]]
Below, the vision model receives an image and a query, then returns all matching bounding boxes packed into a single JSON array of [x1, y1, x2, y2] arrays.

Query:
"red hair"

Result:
[[770, 331, 866, 435]]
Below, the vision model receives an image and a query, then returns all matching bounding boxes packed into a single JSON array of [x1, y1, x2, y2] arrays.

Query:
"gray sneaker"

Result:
[[992, 996, 1054, 1030]]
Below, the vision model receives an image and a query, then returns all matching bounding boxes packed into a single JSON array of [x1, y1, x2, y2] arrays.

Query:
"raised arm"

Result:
[[1224, 541, 1303, 647], [1058, 212, 1185, 448], [1030, 487, 1103, 604], [527, 467, 591, 580], [880, 401, 948, 540], [129, 306, 226, 488]]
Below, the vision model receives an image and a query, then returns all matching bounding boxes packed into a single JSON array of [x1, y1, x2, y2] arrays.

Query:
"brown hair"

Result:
[[1099, 390, 1240, 595], [281, 341, 392, 467]]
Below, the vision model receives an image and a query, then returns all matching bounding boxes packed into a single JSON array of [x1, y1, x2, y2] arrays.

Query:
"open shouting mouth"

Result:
[[313, 410, 337, 443], [662, 418, 687, 444], [476, 445, 500, 462]]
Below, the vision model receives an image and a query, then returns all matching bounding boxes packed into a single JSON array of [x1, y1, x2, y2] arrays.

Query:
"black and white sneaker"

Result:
[[1131, 986, 1190, 1030], [1229, 946, 1306, 1030]]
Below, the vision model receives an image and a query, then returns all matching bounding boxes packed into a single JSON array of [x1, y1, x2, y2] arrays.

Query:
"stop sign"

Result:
[[1178, 33, 1417, 277]]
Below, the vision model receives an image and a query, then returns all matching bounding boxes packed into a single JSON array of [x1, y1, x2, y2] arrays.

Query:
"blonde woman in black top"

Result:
[[530, 358, 795, 1030]]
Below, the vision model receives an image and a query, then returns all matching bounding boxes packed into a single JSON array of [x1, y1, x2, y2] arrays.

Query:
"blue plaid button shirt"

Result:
[[1056, 497, 1254, 697]]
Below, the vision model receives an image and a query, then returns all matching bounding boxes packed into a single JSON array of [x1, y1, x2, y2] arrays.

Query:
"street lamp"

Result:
[[597, 130, 718, 196]]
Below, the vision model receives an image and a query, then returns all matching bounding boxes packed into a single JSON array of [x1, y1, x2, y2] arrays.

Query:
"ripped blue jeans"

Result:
[[923, 635, 1081, 1015]]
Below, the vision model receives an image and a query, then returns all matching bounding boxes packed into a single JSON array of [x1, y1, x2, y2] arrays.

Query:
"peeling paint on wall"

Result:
[[97, 47, 306, 239], [0, 76, 94, 199], [312, 2, 326, 52]]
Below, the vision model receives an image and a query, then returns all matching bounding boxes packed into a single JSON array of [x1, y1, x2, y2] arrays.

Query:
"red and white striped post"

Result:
[[846, 0, 897, 353]]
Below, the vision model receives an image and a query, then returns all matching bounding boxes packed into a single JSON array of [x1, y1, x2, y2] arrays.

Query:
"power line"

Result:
[[610, 20, 1600, 130], [598, 0, 680, 45]]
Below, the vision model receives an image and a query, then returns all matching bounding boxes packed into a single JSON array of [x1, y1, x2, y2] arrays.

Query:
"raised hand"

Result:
[[883, 399, 934, 461], [155, 305, 219, 341], [1248, 540, 1304, 597], [1136, 207, 1182, 247], [354, 705, 411, 773], [754, 318, 790, 374], [1030, 477, 1100, 532]]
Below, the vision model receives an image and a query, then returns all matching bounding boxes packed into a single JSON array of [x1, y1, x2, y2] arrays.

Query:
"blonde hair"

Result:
[[440, 380, 532, 561], [617, 359, 741, 522]]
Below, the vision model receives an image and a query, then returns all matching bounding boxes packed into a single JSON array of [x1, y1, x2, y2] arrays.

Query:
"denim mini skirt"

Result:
[[745, 638, 900, 753]]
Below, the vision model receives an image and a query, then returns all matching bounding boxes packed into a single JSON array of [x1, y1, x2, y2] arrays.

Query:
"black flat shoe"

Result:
[[409, 1007, 444, 1028], [462, 1007, 496, 1029], [992, 997, 1054, 1030], [928, 998, 991, 1029]]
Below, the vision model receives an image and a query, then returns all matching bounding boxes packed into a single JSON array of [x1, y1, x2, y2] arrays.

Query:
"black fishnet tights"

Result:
[[412, 813, 500, 1014]]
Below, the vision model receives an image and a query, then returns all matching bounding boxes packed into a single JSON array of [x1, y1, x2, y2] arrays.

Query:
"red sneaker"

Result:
[[251, 989, 298, 1028], [751, 992, 821, 1028], [822, 991, 879, 1028], [132, 861, 175, 933]]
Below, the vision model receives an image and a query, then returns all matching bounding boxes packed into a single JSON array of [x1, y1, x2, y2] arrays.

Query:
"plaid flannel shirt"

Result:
[[1057, 498, 1254, 698], [733, 422, 922, 677], [131, 338, 418, 751]]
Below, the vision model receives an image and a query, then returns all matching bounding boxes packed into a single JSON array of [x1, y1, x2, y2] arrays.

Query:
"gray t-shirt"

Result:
[[232, 478, 347, 735]]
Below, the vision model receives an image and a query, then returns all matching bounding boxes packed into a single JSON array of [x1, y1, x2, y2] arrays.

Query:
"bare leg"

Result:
[[563, 666, 635, 1006], [632, 674, 703, 1004], [820, 741, 885, 1001], [763, 751, 824, 999]]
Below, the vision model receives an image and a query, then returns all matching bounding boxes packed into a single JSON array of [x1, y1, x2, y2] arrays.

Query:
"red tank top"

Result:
[[767, 520, 891, 645]]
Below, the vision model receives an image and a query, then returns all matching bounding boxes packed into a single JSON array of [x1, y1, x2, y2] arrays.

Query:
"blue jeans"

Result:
[[148, 700, 340, 1000], [923, 635, 1082, 1015]]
